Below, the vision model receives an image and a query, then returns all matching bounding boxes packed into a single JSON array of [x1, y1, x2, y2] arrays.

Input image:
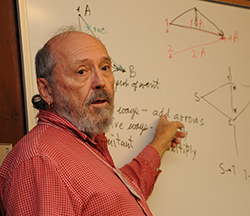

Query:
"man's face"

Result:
[[49, 32, 115, 139]]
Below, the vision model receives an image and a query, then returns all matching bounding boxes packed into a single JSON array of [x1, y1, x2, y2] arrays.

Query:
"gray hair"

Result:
[[35, 44, 56, 84], [32, 25, 81, 110], [35, 25, 80, 83]]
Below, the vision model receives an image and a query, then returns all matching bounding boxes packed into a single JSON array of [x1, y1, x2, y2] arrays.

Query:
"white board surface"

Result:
[[18, 0, 250, 215]]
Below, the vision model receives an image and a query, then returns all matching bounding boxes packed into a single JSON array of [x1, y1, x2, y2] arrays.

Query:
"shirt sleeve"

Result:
[[1, 155, 76, 216], [120, 145, 162, 200]]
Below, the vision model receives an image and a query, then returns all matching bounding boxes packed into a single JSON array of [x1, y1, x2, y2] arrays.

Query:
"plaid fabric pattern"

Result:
[[0, 110, 161, 215]]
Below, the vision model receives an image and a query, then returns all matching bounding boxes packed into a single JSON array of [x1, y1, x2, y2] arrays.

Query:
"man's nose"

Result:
[[91, 70, 106, 90]]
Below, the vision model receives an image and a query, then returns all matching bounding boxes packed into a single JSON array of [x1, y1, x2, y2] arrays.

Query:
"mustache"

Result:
[[85, 89, 113, 106]]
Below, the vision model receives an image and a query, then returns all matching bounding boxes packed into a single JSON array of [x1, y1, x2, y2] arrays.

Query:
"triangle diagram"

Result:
[[170, 7, 224, 37]]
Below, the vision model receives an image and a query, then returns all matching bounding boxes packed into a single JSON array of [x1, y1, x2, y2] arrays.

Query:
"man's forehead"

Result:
[[73, 56, 111, 65], [47, 31, 103, 53]]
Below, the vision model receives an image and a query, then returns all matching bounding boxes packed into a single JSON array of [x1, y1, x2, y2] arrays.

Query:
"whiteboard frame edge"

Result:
[[16, 0, 37, 131]]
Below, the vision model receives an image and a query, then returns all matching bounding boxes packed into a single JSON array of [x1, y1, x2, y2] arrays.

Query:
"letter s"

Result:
[[194, 92, 200, 102], [219, 162, 225, 174]]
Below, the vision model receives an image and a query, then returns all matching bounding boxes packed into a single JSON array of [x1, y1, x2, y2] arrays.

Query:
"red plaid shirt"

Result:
[[0, 110, 161, 215]]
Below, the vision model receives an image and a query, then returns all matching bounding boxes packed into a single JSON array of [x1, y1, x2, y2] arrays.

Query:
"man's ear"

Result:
[[37, 78, 53, 104]]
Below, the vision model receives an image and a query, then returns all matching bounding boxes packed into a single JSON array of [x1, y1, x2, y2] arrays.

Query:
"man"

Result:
[[0, 27, 185, 215]]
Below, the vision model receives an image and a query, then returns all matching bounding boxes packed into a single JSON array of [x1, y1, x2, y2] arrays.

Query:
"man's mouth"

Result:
[[91, 99, 108, 105], [86, 89, 112, 107]]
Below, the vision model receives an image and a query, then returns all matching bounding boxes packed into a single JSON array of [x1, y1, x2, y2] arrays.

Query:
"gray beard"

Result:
[[53, 88, 114, 138]]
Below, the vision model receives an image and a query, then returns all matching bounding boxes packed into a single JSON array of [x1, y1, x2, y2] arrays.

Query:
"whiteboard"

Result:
[[18, 0, 250, 215]]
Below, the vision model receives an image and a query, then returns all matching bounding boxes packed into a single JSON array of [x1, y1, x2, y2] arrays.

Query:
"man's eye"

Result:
[[78, 69, 85, 75], [102, 66, 109, 71]]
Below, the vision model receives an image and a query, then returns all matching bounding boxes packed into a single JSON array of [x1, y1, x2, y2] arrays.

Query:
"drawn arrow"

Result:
[[77, 7, 125, 73]]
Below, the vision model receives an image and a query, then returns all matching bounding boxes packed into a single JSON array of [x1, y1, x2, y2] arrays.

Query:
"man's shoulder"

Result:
[[0, 123, 72, 174], [13, 122, 80, 159]]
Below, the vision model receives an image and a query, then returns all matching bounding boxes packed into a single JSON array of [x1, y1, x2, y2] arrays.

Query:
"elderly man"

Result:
[[0, 27, 185, 215]]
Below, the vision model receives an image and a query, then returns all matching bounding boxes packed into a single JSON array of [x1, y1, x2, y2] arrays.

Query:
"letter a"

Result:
[[85, 5, 91, 16], [199, 19, 204, 29], [234, 31, 239, 42], [201, 47, 205, 57]]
